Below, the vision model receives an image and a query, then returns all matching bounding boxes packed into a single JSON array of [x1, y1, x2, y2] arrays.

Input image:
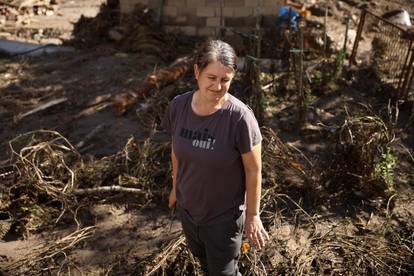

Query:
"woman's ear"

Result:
[[194, 64, 199, 80]]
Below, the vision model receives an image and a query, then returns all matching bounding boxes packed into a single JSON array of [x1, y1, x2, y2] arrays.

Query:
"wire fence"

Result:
[[350, 9, 414, 100]]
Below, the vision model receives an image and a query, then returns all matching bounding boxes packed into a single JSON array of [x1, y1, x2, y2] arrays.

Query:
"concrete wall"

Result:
[[119, 0, 284, 36]]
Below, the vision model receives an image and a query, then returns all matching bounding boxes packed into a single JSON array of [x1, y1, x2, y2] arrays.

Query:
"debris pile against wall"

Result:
[[0, 0, 59, 26], [69, 3, 183, 62]]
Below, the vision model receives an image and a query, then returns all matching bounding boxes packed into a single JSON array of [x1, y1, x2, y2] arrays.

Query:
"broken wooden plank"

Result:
[[67, 102, 113, 124], [14, 97, 67, 122], [86, 93, 112, 107], [114, 61, 190, 115]]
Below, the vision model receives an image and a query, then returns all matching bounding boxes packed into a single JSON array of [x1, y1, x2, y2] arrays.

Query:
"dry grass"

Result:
[[138, 124, 413, 275], [137, 233, 202, 276], [3, 226, 96, 276]]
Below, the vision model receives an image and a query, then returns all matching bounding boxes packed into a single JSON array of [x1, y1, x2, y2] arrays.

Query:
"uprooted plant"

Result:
[[1, 129, 170, 239], [323, 108, 397, 201]]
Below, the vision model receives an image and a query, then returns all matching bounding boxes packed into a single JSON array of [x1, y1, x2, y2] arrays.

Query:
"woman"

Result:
[[162, 40, 268, 275]]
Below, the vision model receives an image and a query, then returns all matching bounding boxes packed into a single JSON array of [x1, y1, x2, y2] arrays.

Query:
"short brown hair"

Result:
[[194, 40, 237, 73]]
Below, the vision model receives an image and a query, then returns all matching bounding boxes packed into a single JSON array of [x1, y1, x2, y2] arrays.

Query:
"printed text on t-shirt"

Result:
[[179, 127, 216, 150]]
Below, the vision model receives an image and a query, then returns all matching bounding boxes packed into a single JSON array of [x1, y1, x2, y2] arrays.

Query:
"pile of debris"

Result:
[[0, 0, 58, 26], [69, 2, 182, 62]]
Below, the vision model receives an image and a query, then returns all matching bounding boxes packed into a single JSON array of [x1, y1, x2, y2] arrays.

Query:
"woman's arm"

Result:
[[169, 144, 178, 209], [242, 142, 269, 249]]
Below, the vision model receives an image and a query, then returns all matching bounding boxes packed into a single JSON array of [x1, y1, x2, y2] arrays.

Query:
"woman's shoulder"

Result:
[[226, 94, 255, 118], [171, 90, 193, 106]]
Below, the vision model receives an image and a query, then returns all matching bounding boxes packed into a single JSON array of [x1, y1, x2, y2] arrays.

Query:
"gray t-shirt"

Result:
[[162, 91, 262, 225]]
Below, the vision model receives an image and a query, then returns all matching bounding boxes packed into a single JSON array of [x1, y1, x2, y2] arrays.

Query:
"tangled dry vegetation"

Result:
[[1, 3, 414, 274], [135, 117, 413, 275], [1, 54, 414, 275], [1, 128, 172, 275]]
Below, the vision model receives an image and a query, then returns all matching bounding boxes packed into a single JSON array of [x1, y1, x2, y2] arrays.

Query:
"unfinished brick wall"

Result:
[[119, 0, 283, 36]]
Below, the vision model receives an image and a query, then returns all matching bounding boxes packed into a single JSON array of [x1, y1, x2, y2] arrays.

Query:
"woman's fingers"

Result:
[[257, 230, 265, 248], [262, 228, 270, 240], [245, 215, 269, 250], [247, 226, 267, 250]]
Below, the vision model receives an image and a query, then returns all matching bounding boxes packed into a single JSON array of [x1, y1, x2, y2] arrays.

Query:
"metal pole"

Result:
[[401, 47, 414, 100]]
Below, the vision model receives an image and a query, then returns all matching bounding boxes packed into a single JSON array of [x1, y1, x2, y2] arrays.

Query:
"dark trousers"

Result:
[[179, 208, 244, 276]]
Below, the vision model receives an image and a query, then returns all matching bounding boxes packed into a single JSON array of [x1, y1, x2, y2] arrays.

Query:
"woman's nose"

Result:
[[213, 81, 222, 91]]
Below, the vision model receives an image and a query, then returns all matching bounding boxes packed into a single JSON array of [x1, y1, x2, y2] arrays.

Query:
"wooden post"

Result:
[[297, 19, 306, 126], [156, 0, 165, 27], [324, 6, 328, 53], [349, 9, 367, 65]]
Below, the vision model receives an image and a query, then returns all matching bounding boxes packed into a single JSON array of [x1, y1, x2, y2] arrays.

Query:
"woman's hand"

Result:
[[245, 214, 269, 250], [168, 188, 176, 209]]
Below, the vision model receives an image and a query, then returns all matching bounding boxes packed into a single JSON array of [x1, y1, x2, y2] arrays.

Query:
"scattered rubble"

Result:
[[0, 0, 59, 26]]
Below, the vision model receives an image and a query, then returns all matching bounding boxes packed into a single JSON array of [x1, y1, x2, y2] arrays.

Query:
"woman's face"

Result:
[[194, 60, 235, 101]]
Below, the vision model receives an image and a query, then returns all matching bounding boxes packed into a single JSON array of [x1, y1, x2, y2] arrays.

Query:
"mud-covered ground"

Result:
[[1, 0, 414, 275]]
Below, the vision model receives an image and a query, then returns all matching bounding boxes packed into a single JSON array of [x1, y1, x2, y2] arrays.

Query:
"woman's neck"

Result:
[[192, 90, 228, 116]]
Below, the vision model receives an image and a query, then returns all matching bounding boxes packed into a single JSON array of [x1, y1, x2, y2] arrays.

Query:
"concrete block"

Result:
[[197, 7, 216, 17], [245, 0, 259, 7], [174, 15, 188, 24], [225, 16, 255, 27], [163, 6, 178, 17], [205, 0, 220, 6], [167, 0, 186, 6], [263, 0, 279, 6], [179, 26, 197, 36], [179, 6, 197, 16], [163, 25, 180, 33], [261, 6, 278, 15], [197, 27, 217, 37], [206, 17, 221, 27], [224, 0, 245, 7], [233, 7, 253, 17], [216, 7, 221, 17], [222, 7, 234, 17], [147, 0, 160, 9], [187, 15, 207, 27], [187, 0, 205, 8]]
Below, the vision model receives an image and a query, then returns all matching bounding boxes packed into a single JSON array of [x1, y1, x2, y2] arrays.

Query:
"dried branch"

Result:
[[74, 186, 145, 195]]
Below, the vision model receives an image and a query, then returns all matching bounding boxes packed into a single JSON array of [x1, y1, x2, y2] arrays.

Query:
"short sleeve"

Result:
[[161, 101, 173, 135], [235, 109, 262, 154]]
